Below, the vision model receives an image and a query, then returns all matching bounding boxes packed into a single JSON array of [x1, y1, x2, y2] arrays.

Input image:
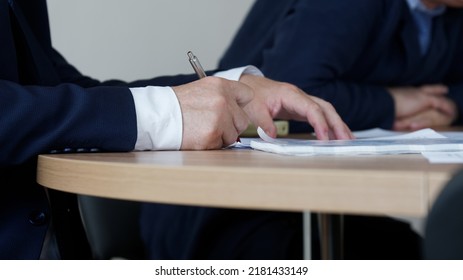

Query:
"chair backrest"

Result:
[[424, 169, 463, 259], [78, 195, 145, 259]]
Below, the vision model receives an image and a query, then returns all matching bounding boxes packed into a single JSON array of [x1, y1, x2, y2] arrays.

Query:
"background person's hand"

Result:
[[389, 85, 454, 119], [173, 77, 253, 149], [239, 75, 353, 140], [394, 106, 458, 131]]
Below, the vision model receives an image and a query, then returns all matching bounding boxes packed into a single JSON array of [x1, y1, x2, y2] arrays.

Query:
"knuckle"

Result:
[[211, 76, 229, 88], [317, 98, 333, 109], [308, 102, 323, 114], [209, 93, 228, 108], [279, 82, 299, 93], [205, 76, 228, 91], [325, 102, 335, 111]]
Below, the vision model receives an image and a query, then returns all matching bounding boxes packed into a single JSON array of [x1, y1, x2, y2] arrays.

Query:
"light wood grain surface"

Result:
[[37, 149, 463, 217]]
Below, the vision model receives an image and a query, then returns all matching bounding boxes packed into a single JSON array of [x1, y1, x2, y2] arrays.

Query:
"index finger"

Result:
[[278, 92, 353, 140], [421, 85, 449, 95], [309, 96, 354, 140], [277, 93, 331, 140]]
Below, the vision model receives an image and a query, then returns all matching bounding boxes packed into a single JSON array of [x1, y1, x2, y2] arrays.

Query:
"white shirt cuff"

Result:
[[214, 65, 263, 81], [130, 66, 263, 151], [130, 86, 182, 151]]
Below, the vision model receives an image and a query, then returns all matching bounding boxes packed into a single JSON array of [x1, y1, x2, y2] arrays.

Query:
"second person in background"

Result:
[[220, 0, 463, 132]]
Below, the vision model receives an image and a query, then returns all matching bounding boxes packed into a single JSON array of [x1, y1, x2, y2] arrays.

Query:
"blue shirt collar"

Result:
[[406, 0, 446, 16]]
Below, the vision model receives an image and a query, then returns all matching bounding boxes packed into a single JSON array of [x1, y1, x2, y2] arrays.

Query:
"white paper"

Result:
[[362, 128, 447, 140], [229, 138, 255, 149], [251, 127, 463, 156], [421, 151, 463, 163], [352, 128, 404, 139], [353, 128, 463, 140], [439, 131, 463, 140]]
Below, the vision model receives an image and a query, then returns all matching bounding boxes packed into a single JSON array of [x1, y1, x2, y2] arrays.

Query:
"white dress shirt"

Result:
[[130, 66, 262, 151]]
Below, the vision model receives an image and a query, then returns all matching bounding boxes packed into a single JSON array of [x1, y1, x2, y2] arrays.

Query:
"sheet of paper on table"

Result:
[[352, 127, 463, 140], [421, 151, 463, 164], [248, 127, 463, 157]]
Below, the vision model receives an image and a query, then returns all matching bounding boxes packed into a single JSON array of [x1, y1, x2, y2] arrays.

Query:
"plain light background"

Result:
[[47, 0, 255, 81]]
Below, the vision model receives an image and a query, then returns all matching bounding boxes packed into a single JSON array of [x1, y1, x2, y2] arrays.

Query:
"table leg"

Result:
[[303, 211, 312, 260], [318, 213, 344, 260]]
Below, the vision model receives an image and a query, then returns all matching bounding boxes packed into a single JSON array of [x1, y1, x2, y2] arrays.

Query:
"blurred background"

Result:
[[47, 0, 254, 81]]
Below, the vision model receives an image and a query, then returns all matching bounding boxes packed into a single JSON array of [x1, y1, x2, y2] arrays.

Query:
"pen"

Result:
[[187, 51, 241, 143], [187, 51, 207, 79]]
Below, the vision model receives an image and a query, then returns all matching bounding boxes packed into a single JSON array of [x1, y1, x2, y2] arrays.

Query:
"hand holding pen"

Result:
[[165, 51, 252, 149], [188, 51, 242, 143]]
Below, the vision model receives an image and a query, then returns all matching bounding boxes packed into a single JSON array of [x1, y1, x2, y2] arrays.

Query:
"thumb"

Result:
[[229, 80, 254, 107]]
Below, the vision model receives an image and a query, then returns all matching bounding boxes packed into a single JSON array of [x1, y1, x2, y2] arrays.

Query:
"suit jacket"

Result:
[[0, 0, 195, 259], [220, 0, 463, 131]]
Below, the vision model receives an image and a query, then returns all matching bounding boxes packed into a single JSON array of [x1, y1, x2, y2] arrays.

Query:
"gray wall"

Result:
[[47, 0, 255, 81]]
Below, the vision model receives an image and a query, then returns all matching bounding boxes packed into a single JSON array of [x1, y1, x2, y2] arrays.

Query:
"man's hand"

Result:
[[394, 107, 458, 131], [173, 77, 253, 150], [389, 85, 454, 119], [239, 75, 353, 140], [389, 84, 458, 131]]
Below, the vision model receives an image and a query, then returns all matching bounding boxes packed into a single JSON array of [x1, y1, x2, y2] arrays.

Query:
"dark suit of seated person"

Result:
[[425, 169, 463, 259], [220, 0, 463, 132], [0, 0, 352, 259], [140, 0, 463, 259]]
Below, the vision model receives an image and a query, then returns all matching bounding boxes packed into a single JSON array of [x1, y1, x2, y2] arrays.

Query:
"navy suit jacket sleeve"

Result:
[[0, 47, 201, 166], [0, 79, 138, 165], [0, 0, 204, 166]]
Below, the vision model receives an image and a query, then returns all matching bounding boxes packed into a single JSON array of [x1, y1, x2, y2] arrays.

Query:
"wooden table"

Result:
[[37, 149, 463, 259]]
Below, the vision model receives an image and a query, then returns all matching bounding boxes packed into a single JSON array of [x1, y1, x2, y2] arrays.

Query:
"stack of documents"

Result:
[[249, 127, 463, 157]]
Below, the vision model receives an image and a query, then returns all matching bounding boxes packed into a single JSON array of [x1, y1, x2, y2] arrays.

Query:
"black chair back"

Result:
[[78, 195, 145, 259]]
